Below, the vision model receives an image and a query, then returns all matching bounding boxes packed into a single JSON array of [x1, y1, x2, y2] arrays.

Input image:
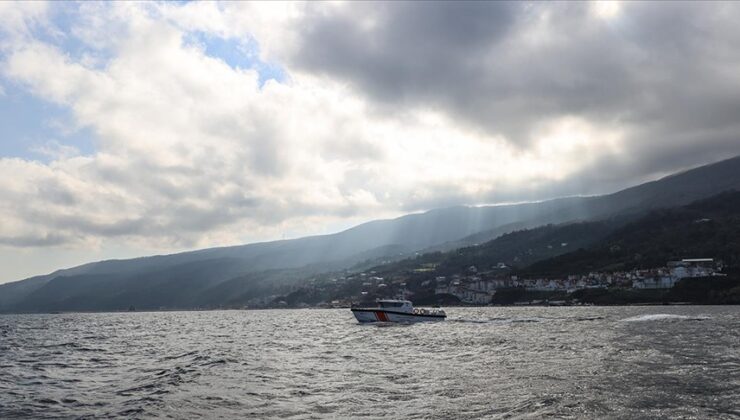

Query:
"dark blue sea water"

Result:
[[1, 306, 738, 419]]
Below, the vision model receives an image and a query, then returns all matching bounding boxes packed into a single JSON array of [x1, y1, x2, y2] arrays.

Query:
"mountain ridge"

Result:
[[2, 155, 739, 312]]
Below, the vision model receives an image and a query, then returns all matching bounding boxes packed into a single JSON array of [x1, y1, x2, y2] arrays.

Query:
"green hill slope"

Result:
[[520, 190, 740, 277]]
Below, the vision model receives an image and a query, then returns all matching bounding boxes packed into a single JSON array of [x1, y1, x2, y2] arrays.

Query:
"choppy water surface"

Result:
[[1, 306, 738, 419]]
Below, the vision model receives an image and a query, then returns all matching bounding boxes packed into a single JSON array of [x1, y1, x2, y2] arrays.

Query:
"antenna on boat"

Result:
[[400, 282, 407, 300]]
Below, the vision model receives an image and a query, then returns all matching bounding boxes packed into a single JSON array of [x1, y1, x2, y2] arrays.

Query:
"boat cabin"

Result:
[[377, 299, 414, 313]]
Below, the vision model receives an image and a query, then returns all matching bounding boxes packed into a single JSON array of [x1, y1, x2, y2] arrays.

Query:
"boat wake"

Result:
[[447, 318, 491, 324], [448, 317, 544, 324]]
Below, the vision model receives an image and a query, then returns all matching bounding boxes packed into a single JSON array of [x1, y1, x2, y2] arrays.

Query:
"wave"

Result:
[[621, 314, 711, 322]]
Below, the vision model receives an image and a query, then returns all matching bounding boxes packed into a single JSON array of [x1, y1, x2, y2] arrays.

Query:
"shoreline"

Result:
[[1, 301, 738, 316]]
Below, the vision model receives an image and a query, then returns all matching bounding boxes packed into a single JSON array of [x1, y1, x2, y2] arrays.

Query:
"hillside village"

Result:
[[430, 258, 721, 304], [265, 258, 725, 308]]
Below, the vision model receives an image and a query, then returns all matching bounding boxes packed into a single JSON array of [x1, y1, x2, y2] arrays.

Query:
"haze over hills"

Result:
[[368, 189, 740, 283], [1, 155, 739, 312], [350, 189, 740, 307], [519, 190, 740, 277]]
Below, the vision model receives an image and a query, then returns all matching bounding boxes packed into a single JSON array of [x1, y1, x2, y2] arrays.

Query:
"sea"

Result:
[[1, 306, 738, 419]]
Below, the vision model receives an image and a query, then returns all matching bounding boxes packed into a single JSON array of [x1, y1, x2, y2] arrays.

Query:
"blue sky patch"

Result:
[[184, 31, 287, 86], [33, 3, 115, 71], [0, 4, 100, 162], [0, 82, 95, 162]]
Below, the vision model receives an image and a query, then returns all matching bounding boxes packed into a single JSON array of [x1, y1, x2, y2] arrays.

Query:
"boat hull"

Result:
[[351, 308, 446, 323]]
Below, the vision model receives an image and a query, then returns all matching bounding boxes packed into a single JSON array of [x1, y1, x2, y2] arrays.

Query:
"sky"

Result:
[[1, 1, 740, 283]]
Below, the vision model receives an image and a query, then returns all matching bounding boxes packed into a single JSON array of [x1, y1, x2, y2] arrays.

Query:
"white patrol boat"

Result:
[[351, 299, 446, 323]]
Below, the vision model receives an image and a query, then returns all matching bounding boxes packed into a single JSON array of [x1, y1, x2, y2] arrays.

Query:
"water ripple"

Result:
[[0, 306, 738, 419]]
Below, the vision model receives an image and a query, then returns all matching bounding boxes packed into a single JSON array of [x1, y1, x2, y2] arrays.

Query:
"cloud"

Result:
[[275, 2, 740, 166], [0, 1, 49, 41], [0, 0, 739, 270], [30, 139, 81, 160]]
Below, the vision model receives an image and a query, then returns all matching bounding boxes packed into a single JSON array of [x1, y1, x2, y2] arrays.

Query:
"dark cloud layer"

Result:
[[290, 1, 740, 184]]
